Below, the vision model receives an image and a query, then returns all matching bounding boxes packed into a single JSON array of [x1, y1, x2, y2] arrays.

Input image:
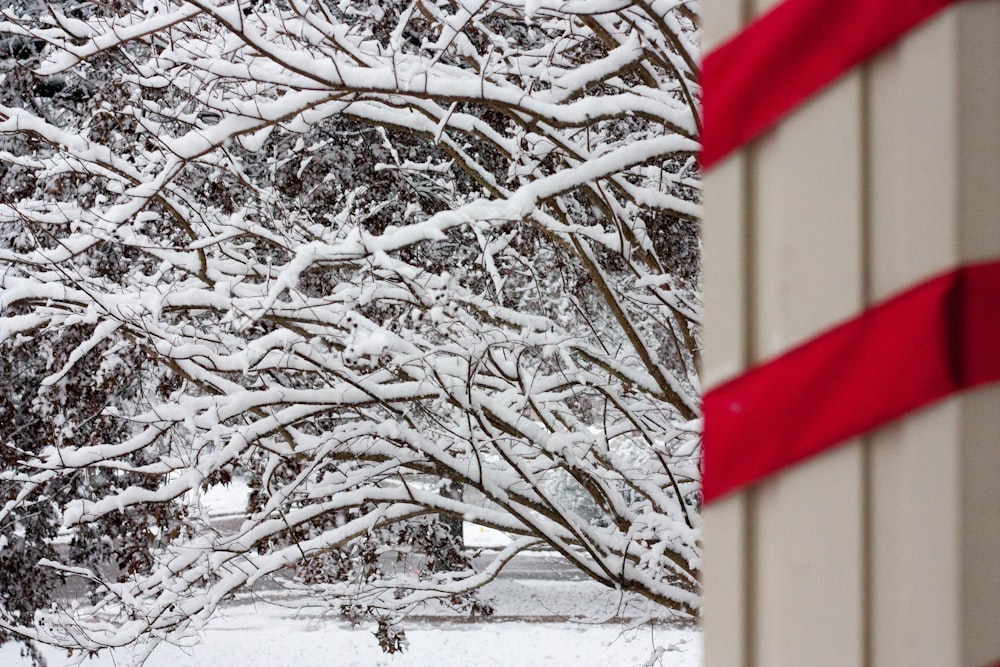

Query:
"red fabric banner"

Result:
[[703, 260, 1000, 503], [701, 0, 960, 169]]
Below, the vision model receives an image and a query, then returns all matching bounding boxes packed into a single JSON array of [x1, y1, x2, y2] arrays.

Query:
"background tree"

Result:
[[0, 0, 701, 660]]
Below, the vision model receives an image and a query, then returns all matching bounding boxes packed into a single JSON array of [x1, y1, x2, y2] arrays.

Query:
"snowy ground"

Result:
[[0, 603, 700, 667], [0, 566, 702, 667], [1, 480, 701, 666]]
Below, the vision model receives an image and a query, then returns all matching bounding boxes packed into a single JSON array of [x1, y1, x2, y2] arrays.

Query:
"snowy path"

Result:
[[1, 603, 701, 667]]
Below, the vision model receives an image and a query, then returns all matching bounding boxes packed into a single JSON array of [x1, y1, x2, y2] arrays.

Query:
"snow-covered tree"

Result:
[[0, 0, 701, 660]]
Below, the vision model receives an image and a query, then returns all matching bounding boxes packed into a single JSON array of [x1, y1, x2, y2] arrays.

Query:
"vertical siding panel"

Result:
[[701, 156, 750, 667], [700, 491, 748, 667], [701, 1, 748, 391], [958, 384, 1000, 666], [749, 72, 866, 667], [868, 13, 958, 296], [958, 387, 1000, 666], [703, 4, 1000, 666], [868, 6, 1000, 665], [700, 2, 749, 665], [869, 408, 962, 667], [956, 5, 1000, 265], [867, 13, 963, 666], [956, 5, 1000, 664]]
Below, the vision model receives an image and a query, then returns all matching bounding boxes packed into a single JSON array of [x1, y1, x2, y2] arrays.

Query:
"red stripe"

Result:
[[703, 260, 1000, 503], [701, 0, 960, 170]]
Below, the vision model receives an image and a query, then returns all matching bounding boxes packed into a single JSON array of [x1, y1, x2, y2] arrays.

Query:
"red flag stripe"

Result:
[[701, 0, 965, 170], [703, 260, 1000, 503]]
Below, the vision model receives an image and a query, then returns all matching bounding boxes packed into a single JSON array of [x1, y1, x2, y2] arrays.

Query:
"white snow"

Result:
[[200, 477, 252, 517], [200, 478, 515, 549], [7, 477, 701, 666], [0, 602, 700, 667], [463, 522, 512, 548]]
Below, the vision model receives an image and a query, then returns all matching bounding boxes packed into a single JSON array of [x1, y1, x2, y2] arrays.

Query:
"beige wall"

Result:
[[701, 4, 1000, 666]]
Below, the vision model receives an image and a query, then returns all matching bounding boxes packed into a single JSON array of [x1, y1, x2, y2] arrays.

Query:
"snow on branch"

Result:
[[0, 0, 701, 660]]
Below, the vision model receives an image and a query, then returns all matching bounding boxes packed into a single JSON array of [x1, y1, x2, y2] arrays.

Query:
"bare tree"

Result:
[[0, 0, 701, 659]]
